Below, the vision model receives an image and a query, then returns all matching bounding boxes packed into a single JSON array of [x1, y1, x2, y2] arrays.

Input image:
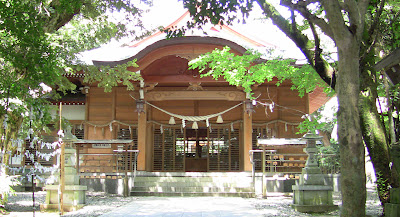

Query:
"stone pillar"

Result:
[[291, 132, 338, 213], [41, 126, 87, 212], [385, 142, 400, 217]]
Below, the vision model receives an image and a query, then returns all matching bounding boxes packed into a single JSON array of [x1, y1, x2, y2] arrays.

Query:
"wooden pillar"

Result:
[[145, 119, 153, 171], [137, 105, 147, 171], [84, 87, 90, 140], [242, 104, 252, 172]]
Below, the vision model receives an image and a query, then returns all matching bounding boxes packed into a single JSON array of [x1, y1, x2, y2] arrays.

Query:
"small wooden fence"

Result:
[[74, 140, 139, 177]]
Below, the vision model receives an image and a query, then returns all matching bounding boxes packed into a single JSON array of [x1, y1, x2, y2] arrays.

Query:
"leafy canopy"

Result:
[[0, 0, 150, 196], [189, 46, 330, 97]]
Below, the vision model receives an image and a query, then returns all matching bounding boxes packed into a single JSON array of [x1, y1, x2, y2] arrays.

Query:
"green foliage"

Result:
[[297, 105, 337, 135], [317, 139, 340, 174], [182, 0, 253, 25], [189, 46, 330, 97], [375, 171, 391, 202], [0, 0, 149, 205], [83, 60, 141, 92], [374, 0, 400, 53], [167, 0, 253, 38], [297, 117, 328, 135]]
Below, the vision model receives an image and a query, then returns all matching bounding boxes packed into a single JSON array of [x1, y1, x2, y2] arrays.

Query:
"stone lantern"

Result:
[[41, 126, 87, 212], [291, 132, 338, 213]]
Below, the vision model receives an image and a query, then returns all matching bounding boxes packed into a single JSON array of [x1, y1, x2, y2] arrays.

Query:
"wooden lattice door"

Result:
[[208, 127, 240, 171], [153, 127, 185, 171]]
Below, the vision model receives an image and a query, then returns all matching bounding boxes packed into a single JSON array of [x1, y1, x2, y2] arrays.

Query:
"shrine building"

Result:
[[16, 12, 331, 195]]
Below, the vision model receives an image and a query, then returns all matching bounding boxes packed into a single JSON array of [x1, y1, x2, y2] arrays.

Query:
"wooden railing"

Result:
[[77, 150, 139, 177], [249, 150, 307, 175], [249, 150, 338, 179]]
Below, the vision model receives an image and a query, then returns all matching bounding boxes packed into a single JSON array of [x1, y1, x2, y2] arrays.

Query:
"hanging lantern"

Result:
[[245, 99, 255, 114], [192, 121, 198, 129], [169, 117, 176, 125], [216, 115, 223, 123], [135, 99, 145, 113]]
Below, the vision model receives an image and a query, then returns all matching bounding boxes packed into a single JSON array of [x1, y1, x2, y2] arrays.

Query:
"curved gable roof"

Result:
[[92, 36, 248, 68]]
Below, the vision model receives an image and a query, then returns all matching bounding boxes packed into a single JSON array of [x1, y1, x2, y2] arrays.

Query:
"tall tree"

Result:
[[0, 0, 148, 205], [178, 0, 400, 216]]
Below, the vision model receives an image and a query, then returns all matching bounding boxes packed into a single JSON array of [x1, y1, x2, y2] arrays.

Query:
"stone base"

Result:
[[40, 203, 85, 212], [385, 188, 400, 217], [291, 204, 338, 213], [292, 184, 338, 213], [43, 185, 87, 212], [385, 203, 400, 217]]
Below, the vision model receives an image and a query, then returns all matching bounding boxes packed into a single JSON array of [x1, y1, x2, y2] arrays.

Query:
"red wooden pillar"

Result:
[[137, 105, 147, 171], [242, 103, 253, 172]]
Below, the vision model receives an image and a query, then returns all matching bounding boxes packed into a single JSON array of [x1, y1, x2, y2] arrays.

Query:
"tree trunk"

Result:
[[336, 39, 366, 217], [359, 89, 398, 205]]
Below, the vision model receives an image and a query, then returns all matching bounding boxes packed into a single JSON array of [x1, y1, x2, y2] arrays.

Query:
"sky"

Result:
[[81, 0, 314, 63]]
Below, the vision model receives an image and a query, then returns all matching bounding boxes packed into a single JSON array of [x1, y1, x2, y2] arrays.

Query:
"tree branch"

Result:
[[42, 0, 83, 33], [360, 0, 386, 62], [345, 0, 363, 37], [321, 0, 350, 42], [256, 0, 336, 89], [281, 0, 335, 40], [256, 0, 314, 64]]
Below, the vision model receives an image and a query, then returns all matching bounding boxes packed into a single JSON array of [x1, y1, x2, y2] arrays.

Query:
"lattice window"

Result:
[[208, 127, 240, 171], [117, 127, 138, 150], [153, 128, 163, 171], [153, 127, 185, 172], [116, 127, 139, 172], [73, 125, 85, 140]]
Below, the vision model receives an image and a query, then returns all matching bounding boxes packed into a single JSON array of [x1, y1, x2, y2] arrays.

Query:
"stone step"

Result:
[[131, 172, 255, 197], [132, 186, 254, 193], [134, 171, 253, 178], [133, 181, 251, 188], [133, 176, 253, 183], [130, 191, 255, 197]]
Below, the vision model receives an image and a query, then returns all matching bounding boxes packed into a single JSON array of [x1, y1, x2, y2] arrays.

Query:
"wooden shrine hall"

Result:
[[57, 12, 330, 177]]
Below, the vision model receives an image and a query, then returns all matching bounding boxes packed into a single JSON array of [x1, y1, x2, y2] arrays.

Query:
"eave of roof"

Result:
[[374, 47, 400, 85]]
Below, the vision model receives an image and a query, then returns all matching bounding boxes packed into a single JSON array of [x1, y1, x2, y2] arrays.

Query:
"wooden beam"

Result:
[[142, 75, 224, 83], [375, 47, 400, 71], [375, 47, 400, 85], [145, 91, 245, 101]]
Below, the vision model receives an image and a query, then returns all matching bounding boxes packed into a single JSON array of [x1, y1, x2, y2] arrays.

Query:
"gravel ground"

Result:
[[252, 187, 383, 217], [3, 187, 382, 217]]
